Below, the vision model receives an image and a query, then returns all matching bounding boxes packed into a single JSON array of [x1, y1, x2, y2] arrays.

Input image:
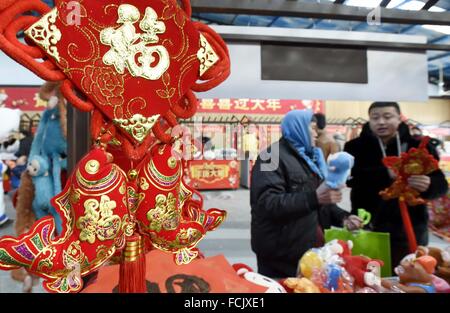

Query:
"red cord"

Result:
[[60, 80, 94, 112], [0, 0, 16, 11], [180, 0, 192, 18], [5, 16, 43, 58], [191, 22, 230, 92], [0, 0, 65, 81], [170, 90, 197, 119], [153, 121, 172, 144]]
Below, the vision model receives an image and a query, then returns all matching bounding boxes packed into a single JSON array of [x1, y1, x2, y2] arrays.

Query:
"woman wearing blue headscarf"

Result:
[[250, 110, 362, 278]]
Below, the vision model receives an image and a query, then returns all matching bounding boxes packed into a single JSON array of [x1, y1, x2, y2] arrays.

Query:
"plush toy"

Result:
[[337, 240, 384, 289], [382, 256, 437, 293], [326, 152, 354, 189], [27, 155, 62, 233], [298, 250, 323, 279], [283, 277, 320, 293], [233, 263, 287, 293], [416, 246, 450, 285], [29, 98, 67, 195]]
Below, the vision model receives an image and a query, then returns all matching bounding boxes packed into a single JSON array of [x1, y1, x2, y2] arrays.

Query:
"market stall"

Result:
[[181, 98, 324, 189]]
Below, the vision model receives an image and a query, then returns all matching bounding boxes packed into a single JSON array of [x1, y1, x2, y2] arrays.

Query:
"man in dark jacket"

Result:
[[250, 110, 362, 278], [344, 102, 448, 269]]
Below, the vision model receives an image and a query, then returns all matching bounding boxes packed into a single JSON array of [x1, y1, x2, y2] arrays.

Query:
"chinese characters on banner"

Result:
[[197, 98, 324, 114], [184, 160, 240, 190], [0, 87, 47, 111]]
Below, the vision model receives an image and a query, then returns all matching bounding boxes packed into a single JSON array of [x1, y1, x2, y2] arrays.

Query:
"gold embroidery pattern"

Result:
[[179, 181, 193, 209], [36, 246, 57, 272], [76, 196, 122, 244], [52, 190, 74, 243], [197, 34, 219, 76], [85, 160, 100, 175], [149, 227, 203, 252], [113, 113, 160, 143], [25, 8, 62, 62], [156, 72, 175, 100], [81, 63, 125, 108], [140, 177, 149, 191], [119, 182, 126, 195], [167, 157, 177, 169], [70, 189, 81, 205], [76, 165, 121, 193], [147, 158, 180, 187], [176, 228, 203, 246], [127, 186, 143, 213], [146, 193, 180, 232], [100, 4, 170, 80]]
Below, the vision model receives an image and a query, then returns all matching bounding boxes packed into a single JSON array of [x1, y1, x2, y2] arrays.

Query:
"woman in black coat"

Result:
[[250, 110, 362, 278]]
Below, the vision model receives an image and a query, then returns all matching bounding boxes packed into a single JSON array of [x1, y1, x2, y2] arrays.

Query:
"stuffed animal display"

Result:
[[416, 246, 450, 286], [381, 255, 437, 293], [326, 152, 354, 189], [293, 239, 384, 293], [233, 263, 287, 293], [27, 154, 62, 233]]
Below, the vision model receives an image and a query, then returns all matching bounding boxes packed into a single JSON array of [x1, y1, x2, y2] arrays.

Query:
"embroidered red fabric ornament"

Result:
[[0, 0, 230, 293]]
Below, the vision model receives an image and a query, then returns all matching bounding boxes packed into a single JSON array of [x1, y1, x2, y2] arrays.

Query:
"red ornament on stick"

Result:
[[380, 137, 439, 253]]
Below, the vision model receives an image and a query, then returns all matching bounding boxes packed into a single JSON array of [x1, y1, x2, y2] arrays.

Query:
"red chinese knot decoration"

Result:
[[0, 0, 230, 293]]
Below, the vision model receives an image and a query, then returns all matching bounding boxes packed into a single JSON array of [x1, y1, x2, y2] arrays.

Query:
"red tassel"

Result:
[[119, 233, 147, 293]]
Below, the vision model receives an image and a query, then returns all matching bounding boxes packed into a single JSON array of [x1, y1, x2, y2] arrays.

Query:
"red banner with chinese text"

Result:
[[184, 160, 240, 190], [197, 99, 324, 114], [0, 87, 47, 111]]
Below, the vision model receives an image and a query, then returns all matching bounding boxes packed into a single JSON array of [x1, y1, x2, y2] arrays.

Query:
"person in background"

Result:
[[410, 125, 443, 153], [344, 102, 448, 269], [410, 126, 423, 141], [250, 110, 363, 278], [313, 113, 339, 161], [333, 132, 346, 152]]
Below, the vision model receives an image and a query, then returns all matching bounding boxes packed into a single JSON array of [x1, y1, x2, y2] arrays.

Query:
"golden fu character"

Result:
[[100, 4, 170, 80]]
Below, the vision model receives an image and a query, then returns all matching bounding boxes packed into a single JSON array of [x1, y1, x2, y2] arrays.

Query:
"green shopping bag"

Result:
[[324, 227, 392, 277]]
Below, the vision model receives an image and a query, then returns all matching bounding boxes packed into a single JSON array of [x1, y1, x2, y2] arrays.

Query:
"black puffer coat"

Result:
[[344, 123, 448, 253], [250, 138, 349, 278]]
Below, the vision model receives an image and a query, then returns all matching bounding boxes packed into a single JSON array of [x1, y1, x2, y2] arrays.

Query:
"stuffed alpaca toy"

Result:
[[27, 155, 62, 234], [326, 152, 354, 189], [29, 100, 67, 195]]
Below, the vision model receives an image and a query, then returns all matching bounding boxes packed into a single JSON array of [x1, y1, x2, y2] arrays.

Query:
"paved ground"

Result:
[[0, 188, 448, 293]]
